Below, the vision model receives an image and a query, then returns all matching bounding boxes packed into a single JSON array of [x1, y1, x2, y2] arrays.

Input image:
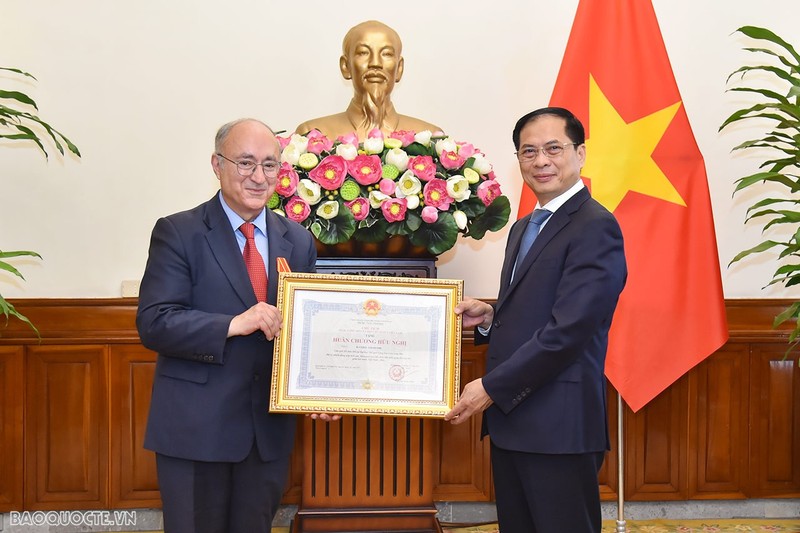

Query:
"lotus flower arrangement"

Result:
[[271, 129, 510, 256]]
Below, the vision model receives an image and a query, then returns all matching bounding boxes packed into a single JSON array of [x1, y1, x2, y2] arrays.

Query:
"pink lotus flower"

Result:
[[389, 130, 416, 147], [348, 154, 383, 186], [268, 130, 510, 255], [285, 197, 310, 223], [440, 150, 466, 170], [309, 155, 347, 190], [421, 205, 439, 223], [379, 179, 397, 195], [337, 132, 359, 146], [381, 197, 408, 223], [477, 180, 503, 206], [345, 197, 370, 221], [457, 142, 478, 158], [306, 129, 333, 155], [408, 155, 436, 182], [277, 135, 292, 150], [423, 179, 453, 211], [275, 163, 299, 196]]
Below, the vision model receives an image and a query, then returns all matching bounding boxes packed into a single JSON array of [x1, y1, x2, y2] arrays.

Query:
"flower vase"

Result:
[[314, 236, 437, 278]]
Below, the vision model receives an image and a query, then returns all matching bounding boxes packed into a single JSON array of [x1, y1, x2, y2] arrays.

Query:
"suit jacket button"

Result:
[[493, 320, 501, 329], [253, 373, 260, 381]]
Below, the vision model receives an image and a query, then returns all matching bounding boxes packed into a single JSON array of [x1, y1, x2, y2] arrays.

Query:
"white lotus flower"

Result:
[[297, 179, 322, 204]]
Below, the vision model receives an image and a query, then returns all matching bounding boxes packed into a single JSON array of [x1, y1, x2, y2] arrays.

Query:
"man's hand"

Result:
[[306, 413, 342, 422], [228, 302, 282, 340], [444, 378, 493, 425], [455, 297, 494, 329]]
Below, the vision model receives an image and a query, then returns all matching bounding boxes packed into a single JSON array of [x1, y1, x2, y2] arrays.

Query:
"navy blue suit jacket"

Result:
[[137, 194, 316, 463], [481, 187, 626, 454]]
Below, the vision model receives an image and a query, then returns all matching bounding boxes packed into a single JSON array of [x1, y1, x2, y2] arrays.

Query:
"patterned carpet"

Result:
[[122, 520, 800, 532], [440, 519, 800, 532]]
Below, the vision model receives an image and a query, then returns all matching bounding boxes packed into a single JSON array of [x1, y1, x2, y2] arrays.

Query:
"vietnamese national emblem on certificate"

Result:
[[363, 298, 381, 316]]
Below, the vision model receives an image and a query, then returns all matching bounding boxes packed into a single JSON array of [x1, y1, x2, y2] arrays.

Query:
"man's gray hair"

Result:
[[214, 118, 275, 153]]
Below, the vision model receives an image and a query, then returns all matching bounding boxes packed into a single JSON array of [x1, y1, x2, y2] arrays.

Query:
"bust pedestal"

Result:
[[292, 244, 441, 532], [293, 416, 442, 532]]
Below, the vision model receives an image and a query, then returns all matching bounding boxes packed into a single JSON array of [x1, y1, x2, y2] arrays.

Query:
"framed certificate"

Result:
[[270, 272, 463, 418]]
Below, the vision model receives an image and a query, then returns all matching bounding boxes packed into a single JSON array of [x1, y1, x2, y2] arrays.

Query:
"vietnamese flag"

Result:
[[518, 0, 728, 412]]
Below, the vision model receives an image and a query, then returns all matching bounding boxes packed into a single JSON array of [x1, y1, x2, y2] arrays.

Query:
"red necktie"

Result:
[[240, 222, 268, 302]]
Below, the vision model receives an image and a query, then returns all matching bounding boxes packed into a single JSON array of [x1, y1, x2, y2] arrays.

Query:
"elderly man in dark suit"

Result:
[[445, 107, 627, 533], [137, 118, 332, 533]]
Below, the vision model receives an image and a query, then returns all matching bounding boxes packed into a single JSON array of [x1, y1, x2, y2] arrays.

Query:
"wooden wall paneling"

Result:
[[688, 344, 749, 499], [282, 419, 305, 504], [25, 344, 109, 510], [433, 339, 491, 501], [109, 344, 161, 508], [749, 344, 800, 497], [598, 384, 619, 501], [2, 297, 799, 512], [626, 375, 688, 500], [0, 346, 24, 512], [0, 299, 141, 344]]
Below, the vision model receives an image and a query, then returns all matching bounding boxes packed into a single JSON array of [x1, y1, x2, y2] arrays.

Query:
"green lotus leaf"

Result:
[[410, 212, 459, 255], [468, 196, 511, 240]]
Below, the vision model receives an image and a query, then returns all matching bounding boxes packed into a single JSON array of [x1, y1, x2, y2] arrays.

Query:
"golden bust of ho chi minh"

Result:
[[295, 20, 442, 140]]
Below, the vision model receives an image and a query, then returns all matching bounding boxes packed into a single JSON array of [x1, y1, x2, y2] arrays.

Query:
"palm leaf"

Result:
[[0, 90, 38, 109], [0, 296, 41, 338], [737, 26, 800, 64], [728, 240, 782, 266]]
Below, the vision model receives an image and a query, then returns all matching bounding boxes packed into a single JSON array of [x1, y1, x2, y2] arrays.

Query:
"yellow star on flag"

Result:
[[583, 75, 685, 212]]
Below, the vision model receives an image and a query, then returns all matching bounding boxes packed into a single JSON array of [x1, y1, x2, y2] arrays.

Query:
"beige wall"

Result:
[[1, 0, 798, 299]]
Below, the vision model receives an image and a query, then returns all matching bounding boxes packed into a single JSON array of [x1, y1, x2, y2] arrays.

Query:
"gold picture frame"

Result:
[[270, 272, 463, 418]]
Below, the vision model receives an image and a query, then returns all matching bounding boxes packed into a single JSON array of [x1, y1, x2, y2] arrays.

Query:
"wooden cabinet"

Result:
[[749, 344, 800, 497], [625, 375, 688, 500], [688, 344, 749, 499], [433, 337, 492, 501], [597, 386, 619, 499], [0, 298, 798, 512], [109, 345, 160, 508], [25, 345, 109, 509], [0, 346, 24, 510]]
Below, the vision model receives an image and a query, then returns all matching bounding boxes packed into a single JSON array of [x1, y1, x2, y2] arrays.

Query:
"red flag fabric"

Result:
[[517, 0, 728, 412]]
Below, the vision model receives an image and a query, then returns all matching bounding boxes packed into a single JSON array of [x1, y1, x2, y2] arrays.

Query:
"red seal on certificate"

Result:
[[389, 365, 405, 381], [363, 298, 381, 316]]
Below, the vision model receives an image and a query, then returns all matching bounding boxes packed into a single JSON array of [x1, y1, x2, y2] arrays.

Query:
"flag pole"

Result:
[[615, 394, 627, 533]]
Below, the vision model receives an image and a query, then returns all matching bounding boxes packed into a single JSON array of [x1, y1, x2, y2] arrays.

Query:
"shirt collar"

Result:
[[536, 179, 585, 214], [218, 190, 267, 236]]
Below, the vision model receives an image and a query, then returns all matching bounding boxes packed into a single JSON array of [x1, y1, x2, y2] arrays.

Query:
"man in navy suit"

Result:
[[445, 107, 627, 533], [137, 118, 332, 533]]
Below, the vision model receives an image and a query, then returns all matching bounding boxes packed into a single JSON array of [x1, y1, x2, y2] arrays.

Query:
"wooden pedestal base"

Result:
[[294, 416, 441, 533], [292, 506, 442, 532]]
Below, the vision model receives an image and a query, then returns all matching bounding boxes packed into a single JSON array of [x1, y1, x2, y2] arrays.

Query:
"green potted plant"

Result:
[[720, 26, 800, 356], [1, 67, 81, 335]]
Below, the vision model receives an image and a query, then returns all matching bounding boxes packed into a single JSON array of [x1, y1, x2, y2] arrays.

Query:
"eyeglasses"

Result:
[[216, 153, 280, 177], [515, 142, 577, 162]]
